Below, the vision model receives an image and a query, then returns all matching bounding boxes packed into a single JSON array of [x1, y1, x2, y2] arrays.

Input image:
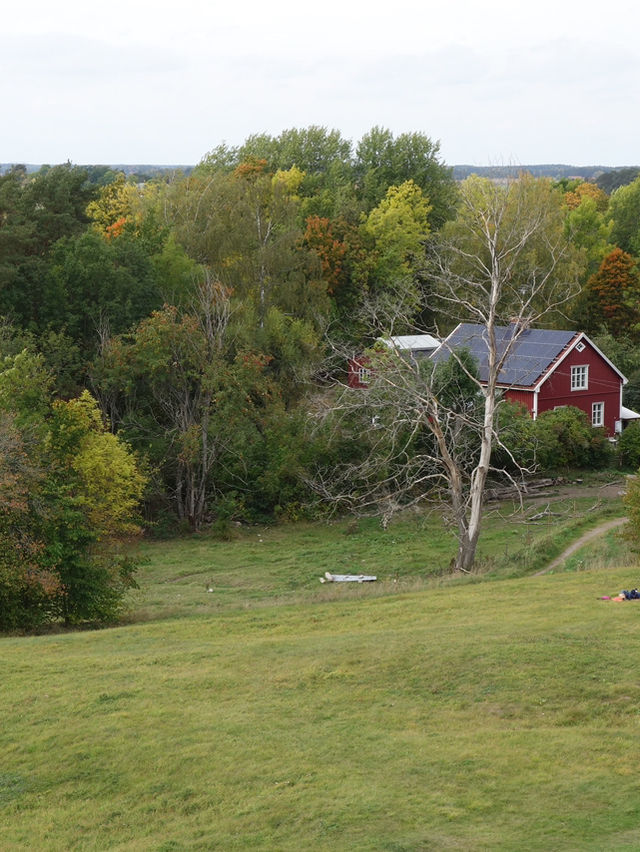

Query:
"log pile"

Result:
[[484, 478, 558, 502]]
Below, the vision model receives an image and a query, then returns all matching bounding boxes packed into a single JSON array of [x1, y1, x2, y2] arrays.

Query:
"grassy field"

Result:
[[2, 489, 639, 850], [128, 491, 627, 621]]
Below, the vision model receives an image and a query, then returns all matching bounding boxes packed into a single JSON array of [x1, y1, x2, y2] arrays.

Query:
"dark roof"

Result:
[[431, 324, 577, 387]]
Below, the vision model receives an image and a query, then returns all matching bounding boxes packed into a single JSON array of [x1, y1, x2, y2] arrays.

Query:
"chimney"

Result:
[[509, 316, 529, 333]]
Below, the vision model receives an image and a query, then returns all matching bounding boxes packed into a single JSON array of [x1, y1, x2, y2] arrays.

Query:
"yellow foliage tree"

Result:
[[86, 173, 143, 238], [363, 180, 432, 310], [272, 165, 305, 198], [55, 391, 147, 539], [565, 182, 609, 212]]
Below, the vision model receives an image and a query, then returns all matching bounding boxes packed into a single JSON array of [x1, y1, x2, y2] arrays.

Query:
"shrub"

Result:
[[623, 472, 640, 550], [498, 403, 614, 474], [533, 406, 613, 471], [493, 401, 537, 471], [618, 422, 640, 469]]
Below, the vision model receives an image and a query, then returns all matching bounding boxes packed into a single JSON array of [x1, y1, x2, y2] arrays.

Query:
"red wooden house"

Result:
[[433, 323, 628, 436]]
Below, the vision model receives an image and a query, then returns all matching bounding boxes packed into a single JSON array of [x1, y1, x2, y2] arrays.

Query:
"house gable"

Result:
[[531, 332, 626, 391], [535, 336, 624, 435]]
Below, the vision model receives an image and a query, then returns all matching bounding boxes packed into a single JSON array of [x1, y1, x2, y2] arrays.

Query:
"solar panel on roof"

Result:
[[432, 324, 576, 387]]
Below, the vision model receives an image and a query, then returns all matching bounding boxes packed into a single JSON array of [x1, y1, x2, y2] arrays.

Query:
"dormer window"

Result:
[[571, 365, 588, 390]]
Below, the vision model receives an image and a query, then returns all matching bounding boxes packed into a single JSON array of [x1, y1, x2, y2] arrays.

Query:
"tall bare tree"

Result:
[[314, 175, 582, 572]]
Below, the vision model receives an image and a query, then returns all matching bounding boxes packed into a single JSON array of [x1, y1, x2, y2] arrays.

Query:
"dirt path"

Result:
[[533, 517, 628, 575], [525, 480, 626, 503]]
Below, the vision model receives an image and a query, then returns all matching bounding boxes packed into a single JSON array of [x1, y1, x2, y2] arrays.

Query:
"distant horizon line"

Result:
[[1, 162, 639, 182], [1, 161, 639, 169]]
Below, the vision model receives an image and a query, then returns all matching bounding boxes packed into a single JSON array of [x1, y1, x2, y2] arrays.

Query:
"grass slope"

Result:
[[2, 492, 638, 850], [4, 570, 640, 850], [130, 494, 626, 621]]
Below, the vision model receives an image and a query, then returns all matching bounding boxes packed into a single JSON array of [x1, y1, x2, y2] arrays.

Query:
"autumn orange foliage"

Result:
[[233, 158, 268, 180], [565, 182, 609, 212], [303, 216, 348, 295], [105, 216, 128, 240], [588, 247, 640, 335]]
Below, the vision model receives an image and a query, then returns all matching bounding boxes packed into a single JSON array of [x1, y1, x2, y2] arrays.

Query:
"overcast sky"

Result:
[[2, 0, 639, 167]]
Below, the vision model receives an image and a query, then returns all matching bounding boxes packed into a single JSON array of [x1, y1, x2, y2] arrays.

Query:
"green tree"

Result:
[[564, 191, 614, 331], [608, 177, 640, 256], [565, 195, 613, 274], [597, 167, 640, 194], [354, 127, 456, 226], [165, 167, 329, 394], [94, 277, 260, 529], [171, 166, 326, 322], [20, 163, 94, 246], [200, 126, 355, 218], [0, 351, 145, 629], [436, 175, 582, 330], [0, 163, 95, 331], [46, 230, 165, 350]]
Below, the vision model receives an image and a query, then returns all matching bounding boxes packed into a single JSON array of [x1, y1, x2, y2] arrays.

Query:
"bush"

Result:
[[623, 472, 640, 550], [533, 407, 613, 471], [617, 422, 640, 469], [497, 403, 614, 474], [493, 401, 537, 471]]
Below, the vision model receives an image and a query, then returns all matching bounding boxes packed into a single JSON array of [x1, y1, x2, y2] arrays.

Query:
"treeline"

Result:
[[2, 125, 640, 625], [452, 164, 640, 185]]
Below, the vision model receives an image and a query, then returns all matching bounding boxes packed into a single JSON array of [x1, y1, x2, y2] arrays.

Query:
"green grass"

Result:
[[559, 525, 634, 575], [2, 492, 638, 850], [129, 493, 626, 621]]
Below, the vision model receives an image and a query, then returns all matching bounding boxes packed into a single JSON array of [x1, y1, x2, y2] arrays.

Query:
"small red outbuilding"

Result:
[[348, 333, 440, 389]]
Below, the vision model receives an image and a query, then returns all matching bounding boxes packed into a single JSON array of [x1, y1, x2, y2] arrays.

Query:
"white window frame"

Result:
[[571, 365, 589, 391], [357, 365, 370, 385], [592, 401, 604, 427]]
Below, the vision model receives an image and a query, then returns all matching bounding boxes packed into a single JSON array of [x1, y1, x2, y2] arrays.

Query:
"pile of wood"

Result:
[[484, 478, 558, 502]]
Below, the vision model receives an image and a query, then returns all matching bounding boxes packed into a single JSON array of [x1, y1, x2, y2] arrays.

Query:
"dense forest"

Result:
[[2, 125, 640, 625]]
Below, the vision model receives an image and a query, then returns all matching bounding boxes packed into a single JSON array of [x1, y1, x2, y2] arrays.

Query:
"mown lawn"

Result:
[[2, 490, 638, 850]]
